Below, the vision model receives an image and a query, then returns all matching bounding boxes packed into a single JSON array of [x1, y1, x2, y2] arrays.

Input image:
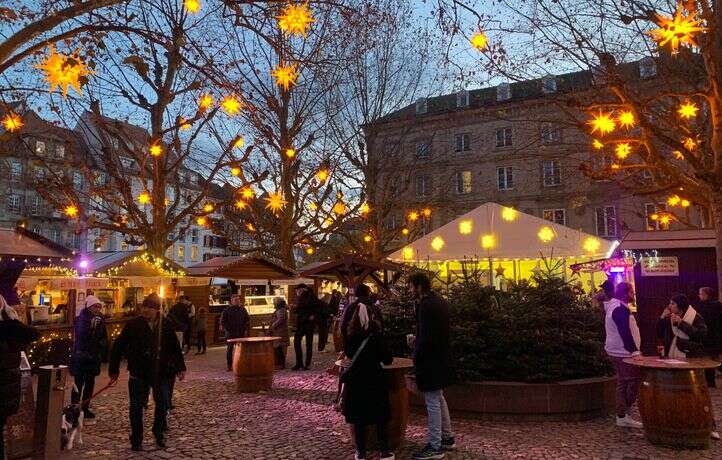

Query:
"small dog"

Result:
[[61, 385, 85, 450]]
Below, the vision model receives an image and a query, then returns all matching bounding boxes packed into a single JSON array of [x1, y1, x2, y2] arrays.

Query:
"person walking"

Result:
[[108, 294, 186, 451], [697, 287, 722, 388], [220, 294, 250, 371], [0, 295, 38, 460], [195, 306, 207, 355], [318, 293, 332, 352], [603, 282, 643, 429], [407, 273, 455, 460], [293, 284, 321, 370], [70, 295, 108, 419], [341, 284, 395, 460], [271, 298, 289, 369], [168, 296, 193, 354]]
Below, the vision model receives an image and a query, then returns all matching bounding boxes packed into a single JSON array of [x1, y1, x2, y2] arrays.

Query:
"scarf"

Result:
[[356, 303, 370, 330], [669, 306, 697, 359]]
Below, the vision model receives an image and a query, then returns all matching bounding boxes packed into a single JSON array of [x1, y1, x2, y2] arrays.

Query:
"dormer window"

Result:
[[542, 75, 557, 94], [456, 90, 469, 108], [496, 83, 511, 101], [415, 98, 428, 115], [639, 57, 656, 79]]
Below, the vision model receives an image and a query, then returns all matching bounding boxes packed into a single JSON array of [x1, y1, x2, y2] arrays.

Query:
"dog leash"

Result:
[[79, 379, 117, 406]]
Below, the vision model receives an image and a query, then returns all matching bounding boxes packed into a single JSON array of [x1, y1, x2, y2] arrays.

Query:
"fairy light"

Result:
[[2, 112, 22, 132], [97, 252, 185, 278], [35, 46, 93, 97]]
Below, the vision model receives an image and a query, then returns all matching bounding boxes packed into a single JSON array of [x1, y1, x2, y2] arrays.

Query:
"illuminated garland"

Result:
[[26, 330, 73, 368], [96, 252, 186, 278], [22, 265, 78, 276], [0, 257, 72, 263]]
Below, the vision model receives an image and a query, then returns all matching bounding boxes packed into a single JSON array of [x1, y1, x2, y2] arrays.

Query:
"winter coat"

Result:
[[168, 302, 192, 332], [220, 305, 250, 339], [70, 308, 108, 377], [414, 291, 451, 392], [295, 290, 321, 330], [195, 308, 208, 333], [108, 315, 186, 383], [341, 331, 393, 425], [657, 312, 708, 358], [0, 318, 38, 418], [696, 299, 722, 356], [271, 306, 289, 346]]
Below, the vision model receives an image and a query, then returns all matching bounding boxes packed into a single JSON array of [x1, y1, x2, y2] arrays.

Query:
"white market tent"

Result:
[[389, 202, 617, 262]]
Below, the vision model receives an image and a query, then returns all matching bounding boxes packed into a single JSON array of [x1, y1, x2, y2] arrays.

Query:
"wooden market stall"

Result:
[[299, 255, 403, 294]]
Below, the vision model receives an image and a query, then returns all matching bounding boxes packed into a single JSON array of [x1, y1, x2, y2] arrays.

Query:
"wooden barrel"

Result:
[[230, 337, 278, 393], [638, 367, 713, 449]]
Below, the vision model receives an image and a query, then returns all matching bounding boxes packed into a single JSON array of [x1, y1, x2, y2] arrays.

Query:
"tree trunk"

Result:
[[711, 193, 722, 296]]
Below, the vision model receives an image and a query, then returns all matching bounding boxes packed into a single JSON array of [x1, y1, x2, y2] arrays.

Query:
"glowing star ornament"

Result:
[[332, 200, 347, 216], [221, 96, 242, 115], [149, 144, 163, 157], [305, 247, 315, 255], [179, 118, 191, 131], [265, 192, 287, 213], [230, 166, 241, 177], [459, 220, 473, 235], [2, 112, 22, 132], [678, 101, 699, 119], [422, 208, 432, 218], [683, 137, 697, 150], [203, 203, 214, 213], [615, 143, 632, 159], [501, 206, 517, 222], [273, 65, 298, 91], [481, 234, 496, 250], [199, 94, 213, 111], [538, 226, 555, 243], [285, 148, 296, 159], [316, 169, 328, 182], [618, 111, 635, 129], [277, 3, 314, 37], [402, 246, 414, 260], [674, 150, 684, 160], [196, 216, 207, 226], [235, 199, 247, 210], [246, 222, 256, 232], [359, 202, 371, 216], [35, 46, 93, 97], [431, 236, 445, 252], [64, 204, 79, 218], [470, 31, 488, 51], [588, 111, 616, 136], [401, 228, 410, 236], [137, 192, 151, 205], [592, 139, 604, 150], [667, 195, 681, 206], [681, 199, 691, 207], [583, 237, 601, 254], [184, 0, 201, 13], [649, 6, 706, 54], [408, 211, 419, 222], [363, 234, 372, 243], [240, 187, 255, 199], [234, 137, 245, 149]]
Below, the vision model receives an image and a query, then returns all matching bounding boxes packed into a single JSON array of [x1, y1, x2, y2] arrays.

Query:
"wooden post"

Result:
[[488, 257, 493, 287], [32, 365, 68, 460]]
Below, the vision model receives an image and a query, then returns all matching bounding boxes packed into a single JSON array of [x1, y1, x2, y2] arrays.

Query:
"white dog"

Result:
[[61, 385, 85, 450]]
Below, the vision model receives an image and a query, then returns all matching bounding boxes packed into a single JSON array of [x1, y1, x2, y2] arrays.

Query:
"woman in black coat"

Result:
[[657, 294, 707, 358], [341, 285, 394, 460]]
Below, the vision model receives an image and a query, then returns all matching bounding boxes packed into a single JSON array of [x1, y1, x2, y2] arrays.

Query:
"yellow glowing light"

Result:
[[583, 237, 601, 254], [363, 234, 372, 243], [617, 111, 635, 129], [458, 220, 473, 235], [408, 211, 419, 222], [401, 228, 409, 236], [359, 202, 371, 216], [184, 0, 201, 13], [149, 144, 163, 157], [659, 215, 671, 226], [332, 200, 347, 216], [592, 139, 604, 150], [235, 199, 247, 210], [611, 164, 621, 170], [305, 247, 315, 255], [674, 150, 684, 160], [422, 208, 432, 218], [221, 96, 242, 115], [179, 117, 191, 130], [588, 111, 616, 136], [196, 216, 207, 226], [615, 143, 632, 159], [203, 203, 214, 213], [538, 226, 555, 243], [273, 65, 298, 91], [64, 204, 79, 218], [309, 202, 318, 211], [678, 101, 699, 119], [246, 222, 256, 232], [501, 207, 517, 222], [650, 213, 659, 221], [35, 46, 93, 97], [481, 234, 496, 249], [2, 112, 22, 132], [667, 195, 681, 206], [316, 169, 328, 182], [241, 187, 255, 199], [649, 6, 706, 54], [137, 192, 151, 205], [199, 94, 213, 110], [230, 166, 241, 176], [234, 136, 245, 149], [470, 31, 488, 51], [277, 3, 315, 37], [431, 236, 445, 252], [683, 137, 697, 150], [265, 192, 287, 213], [402, 246, 414, 260], [681, 199, 690, 207], [285, 148, 296, 158]]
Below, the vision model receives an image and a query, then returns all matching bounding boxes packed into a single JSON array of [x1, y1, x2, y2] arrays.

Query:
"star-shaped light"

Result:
[[617, 111, 635, 129], [285, 148, 296, 158], [196, 216, 207, 226], [184, 0, 201, 13], [64, 204, 79, 218], [470, 31, 488, 51], [246, 222, 256, 232], [678, 101, 699, 119], [408, 211, 419, 222], [359, 202, 370, 216], [149, 144, 163, 157], [273, 64, 298, 91], [305, 247, 315, 255], [35, 46, 93, 97], [221, 96, 242, 115], [179, 117, 191, 130], [422, 208, 432, 218], [3, 112, 22, 132], [458, 220, 473, 235], [265, 192, 287, 213], [592, 139, 604, 150], [495, 265, 506, 277], [240, 187, 255, 199], [431, 236, 445, 252], [674, 150, 684, 160], [615, 143, 632, 159], [649, 6, 706, 54], [583, 237, 601, 254], [316, 168, 328, 182], [363, 234, 373, 243], [401, 228, 410, 236], [667, 195, 681, 206], [402, 246, 414, 260], [199, 94, 213, 111], [480, 234, 495, 249], [538, 226, 555, 243], [681, 199, 691, 207], [235, 199, 247, 210], [683, 137, 697, 150], [501, 206, 517, 222], [234, 136, 245, 149], [277, 3, 314, 37], [230, 166, 241, 176], [588, 111, 615, 135], [137, 192, 151, 205], [332, 200, 347, 216], [203, 203, 214, 213]]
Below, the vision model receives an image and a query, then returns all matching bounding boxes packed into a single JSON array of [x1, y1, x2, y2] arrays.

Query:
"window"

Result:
[[542, 160, 561, 187], [110, 138, 120, 150], [72, 171, 83, 190], [540, 123, 561, 143], [454, 133, 470, 152], [495, 127, 512, 147], [55, 145, 65, 159], [31, 226, 42, 235], [120, 241, 129, 251], [645, 203, 668, 231], [10, 161, 22, 182], [591, 153, 614, 174], [119, 157, 134, 169], [415, 175, 431, 197], [35, 141, 46, 155], [456, 90, 469, 108], [190, 174, 198, 185], [415, 98, 427, 115], [497, 166, 513, 190], [543, 208, 566, 226], [595, 206, 617, 237], [386, 214, 398, 230], [455, 171, 472, 194], [415, 142, 430, 160], [30, 195, 42, 215], [95, 172, 107, 186], [542, 75, 557, 93], [639, 57, 656, 79], [35, 167, 46, 180], [497, 83, 511, 101], [191, 246, 198, 261], [70, 233, 81, 250], [7, 194, 21, 214], [191, 229, 199, 243], [49, 229, 59, 242], [177, 245, 185, 260]]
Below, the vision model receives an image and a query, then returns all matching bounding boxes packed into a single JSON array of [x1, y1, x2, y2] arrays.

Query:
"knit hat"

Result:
[[142, 293, 162, 310], [671, 294, 690, 312], [85, 295, 103, 309]]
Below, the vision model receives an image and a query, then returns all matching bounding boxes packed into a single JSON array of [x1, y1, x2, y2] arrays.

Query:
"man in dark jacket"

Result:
[[220, 294, 250, 371], [168, 296, 192, 354], [698, 287, 722, 388], [408, 273, 454, 460], [109, 294, 186, 451], [0, 297, 38, 460], [70, 295, 108, 419], [293, 284, 320, 370]]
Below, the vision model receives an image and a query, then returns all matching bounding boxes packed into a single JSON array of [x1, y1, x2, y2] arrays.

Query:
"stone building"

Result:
[[364, 59, 707, 243]]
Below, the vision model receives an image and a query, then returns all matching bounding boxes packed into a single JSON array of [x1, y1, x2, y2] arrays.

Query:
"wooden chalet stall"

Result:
[[186, 256, 298, 345], [299, 255, 403, 294]]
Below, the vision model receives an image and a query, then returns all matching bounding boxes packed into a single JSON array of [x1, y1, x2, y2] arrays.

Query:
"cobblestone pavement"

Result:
[[63, 345, 722, 460]]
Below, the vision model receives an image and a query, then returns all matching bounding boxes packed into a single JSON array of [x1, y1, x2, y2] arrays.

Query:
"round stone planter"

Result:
[[406, 374, 616, 421]]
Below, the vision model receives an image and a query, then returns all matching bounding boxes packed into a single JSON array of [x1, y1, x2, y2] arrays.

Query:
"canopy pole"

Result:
[[512, 260, 517, 282], [562, 257, 567, 282], [488, 257, 493, 287]]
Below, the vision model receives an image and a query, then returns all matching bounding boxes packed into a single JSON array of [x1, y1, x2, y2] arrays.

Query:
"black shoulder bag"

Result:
[[334, 336, 370, 413]]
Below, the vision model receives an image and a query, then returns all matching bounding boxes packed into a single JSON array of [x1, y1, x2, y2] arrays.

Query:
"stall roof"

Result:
[[87, 251, 186, 277], [300, 256, 401, 279], [0, 227, 73, 260], [187, 255, 296, 280], [619, 229, 717, 250], [388, 202, 616, 261]]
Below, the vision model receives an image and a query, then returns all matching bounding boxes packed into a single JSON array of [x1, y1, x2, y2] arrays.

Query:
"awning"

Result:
[[187, 255, 296, 280]]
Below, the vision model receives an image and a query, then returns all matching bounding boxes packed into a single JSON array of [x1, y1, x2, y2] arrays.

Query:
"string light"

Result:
[[678, 101, 699, 119], [2, 112, 22, 132], [273, 65, 299, 91], [588, 111, 616, 135], [277, 3, 314, 37], [98, 252, 185, 278], [470, 31, 488, 51], [35, 46, 93, 97], [649, 5, 706, 54]]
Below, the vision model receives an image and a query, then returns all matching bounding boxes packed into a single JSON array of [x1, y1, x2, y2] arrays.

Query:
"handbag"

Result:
[[334, 336, 370, 413]]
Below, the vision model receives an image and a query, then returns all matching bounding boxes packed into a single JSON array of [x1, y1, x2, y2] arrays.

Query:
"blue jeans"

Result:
[[423, 390, 453, 449], [128, 377, 170, 446]]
